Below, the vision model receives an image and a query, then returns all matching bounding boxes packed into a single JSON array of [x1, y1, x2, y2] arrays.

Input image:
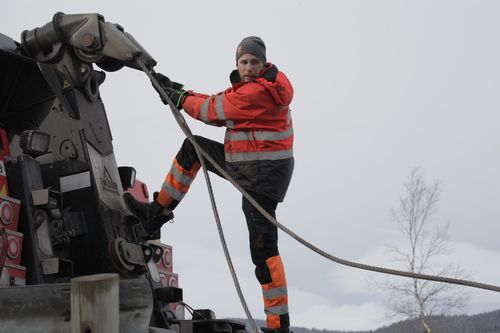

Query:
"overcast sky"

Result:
[[2, 1, 500, 330]]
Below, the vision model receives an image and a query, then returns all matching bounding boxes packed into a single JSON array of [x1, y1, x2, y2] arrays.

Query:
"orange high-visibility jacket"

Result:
[[183, 63, 294, 202]]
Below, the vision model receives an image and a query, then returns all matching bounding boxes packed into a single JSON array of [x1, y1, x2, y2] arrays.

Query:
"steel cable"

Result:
[[139, 58, 500, 317], [138, 59, 259, 333]]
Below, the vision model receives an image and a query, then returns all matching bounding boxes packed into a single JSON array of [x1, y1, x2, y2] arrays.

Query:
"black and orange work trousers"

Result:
[[157, 136, 290, 329]]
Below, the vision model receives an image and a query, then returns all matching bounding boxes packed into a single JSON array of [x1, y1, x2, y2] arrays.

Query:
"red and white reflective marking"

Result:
[[162, 247, 172, 268], [7, 235, 19, 259], [4, 230, 23, 265], [0, 263, 26, 287], [0, 201, 13, 225], [0, 195, 20, 231]]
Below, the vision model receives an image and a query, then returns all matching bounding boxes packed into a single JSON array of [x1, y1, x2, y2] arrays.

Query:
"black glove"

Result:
[[153, 73, 184, 90], [152, 73, 185, 105], [261, 64, 278, 82], [164, 87, 189, 110]]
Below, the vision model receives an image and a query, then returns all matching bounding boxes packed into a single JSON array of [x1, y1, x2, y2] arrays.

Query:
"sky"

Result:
[[2, 0, 500, 331]]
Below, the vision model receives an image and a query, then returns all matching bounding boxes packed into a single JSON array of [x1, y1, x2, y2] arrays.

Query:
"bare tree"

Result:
[[376, 168, 469, 333]]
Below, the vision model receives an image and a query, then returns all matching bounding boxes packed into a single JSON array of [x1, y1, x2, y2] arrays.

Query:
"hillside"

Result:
[[233, 309, 500, 333]]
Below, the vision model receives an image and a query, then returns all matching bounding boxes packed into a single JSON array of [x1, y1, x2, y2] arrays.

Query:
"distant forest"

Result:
[[234, 309, 500, 333]]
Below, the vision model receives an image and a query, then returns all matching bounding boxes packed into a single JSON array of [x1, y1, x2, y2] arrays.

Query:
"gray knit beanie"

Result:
[[236, 36, 266, 64]]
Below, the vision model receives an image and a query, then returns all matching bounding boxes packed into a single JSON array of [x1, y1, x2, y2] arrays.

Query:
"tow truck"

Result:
[[0, 12, 247, 333]]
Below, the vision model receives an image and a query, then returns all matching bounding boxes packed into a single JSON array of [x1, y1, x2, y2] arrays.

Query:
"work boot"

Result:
[[123, 192, 174, 235], [261, 327, 290, 333]]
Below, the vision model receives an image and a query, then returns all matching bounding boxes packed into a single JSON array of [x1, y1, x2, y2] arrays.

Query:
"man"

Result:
[[125, 36, 294, 333]]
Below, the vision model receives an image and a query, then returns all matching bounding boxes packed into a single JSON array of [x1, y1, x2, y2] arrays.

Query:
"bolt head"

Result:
[[81, 32, 95, 48]]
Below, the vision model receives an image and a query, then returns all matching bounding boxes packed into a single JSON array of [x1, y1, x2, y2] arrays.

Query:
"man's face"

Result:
[[237, 54, 264, 82]]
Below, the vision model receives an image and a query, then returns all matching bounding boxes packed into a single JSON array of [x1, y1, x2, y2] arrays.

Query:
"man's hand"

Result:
[[153, 73, 184, 90], [152, 73, 185, 106], [164, 88, 189, 110], [261, 65, 278, 82]]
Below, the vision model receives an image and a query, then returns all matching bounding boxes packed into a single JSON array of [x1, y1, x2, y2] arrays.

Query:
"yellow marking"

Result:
[[0, 183, 8, 196]]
